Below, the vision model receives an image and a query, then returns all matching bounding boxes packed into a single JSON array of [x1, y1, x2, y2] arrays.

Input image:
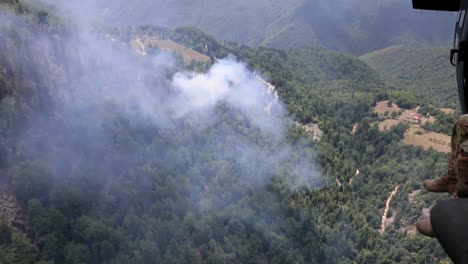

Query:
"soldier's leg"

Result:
[[423, 115, 468, 193], [417, 115, 468, 237], [452, 115, 468, 158], [416, 219, 436, 238], [456, 140, 468, 197]]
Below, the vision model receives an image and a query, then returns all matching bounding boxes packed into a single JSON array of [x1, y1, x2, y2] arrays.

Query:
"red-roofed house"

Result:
[[413, 114, 422, 123]]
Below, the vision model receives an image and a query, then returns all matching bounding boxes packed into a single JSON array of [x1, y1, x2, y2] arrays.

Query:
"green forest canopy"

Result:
[[0, 2, 456, 263]]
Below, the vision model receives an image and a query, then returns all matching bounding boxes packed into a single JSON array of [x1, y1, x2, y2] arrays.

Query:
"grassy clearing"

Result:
[[145, 38, 210, 64], [374, 101, 451, 153], [374, 101, 402, 115], [378, 119, 400, 131], [402, 126, 450, 153], [375, 101, 436, 125], [437, 108, 455, 115]]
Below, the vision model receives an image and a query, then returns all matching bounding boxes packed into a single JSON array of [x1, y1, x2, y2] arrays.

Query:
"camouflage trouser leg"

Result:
[[449, 114, 468, 181]]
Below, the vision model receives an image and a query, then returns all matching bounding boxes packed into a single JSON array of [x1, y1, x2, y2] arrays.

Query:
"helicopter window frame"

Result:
[[460, 9, 467, 28], [455, 10, 467, 47]]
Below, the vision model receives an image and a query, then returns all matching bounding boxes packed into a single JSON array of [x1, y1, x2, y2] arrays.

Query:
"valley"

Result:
[[0, 1, 457, 263], [92, 0, 455, 54]]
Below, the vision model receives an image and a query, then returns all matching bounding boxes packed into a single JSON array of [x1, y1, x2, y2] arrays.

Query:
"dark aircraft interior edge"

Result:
[[413, 0, 468, 263]]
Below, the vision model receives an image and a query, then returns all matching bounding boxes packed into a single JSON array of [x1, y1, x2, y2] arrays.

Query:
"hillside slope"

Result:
[[360, 46, 457, 108], [259, 0, 455, 54], [32, 0, 455, 54], [0, 4, 452, 263]]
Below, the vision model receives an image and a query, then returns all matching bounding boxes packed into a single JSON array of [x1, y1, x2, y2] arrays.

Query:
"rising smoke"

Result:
[[0, 2, 329, 262], [1, 0, 322, 216]]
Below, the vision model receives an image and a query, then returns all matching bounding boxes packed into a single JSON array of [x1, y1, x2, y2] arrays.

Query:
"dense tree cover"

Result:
[[0, 5, 455, 264], [153, 27, 453, 262], [361, 46, 458, 109], [70, 0, 454, 54]]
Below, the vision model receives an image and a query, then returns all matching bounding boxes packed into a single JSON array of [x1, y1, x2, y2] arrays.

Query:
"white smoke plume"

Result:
[[0, 2, 325, 262], [1, 0, 323, 202], [171, 58, 286, 137]]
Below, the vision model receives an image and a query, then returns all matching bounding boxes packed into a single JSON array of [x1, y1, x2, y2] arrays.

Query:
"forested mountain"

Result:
[[361, 46, 458, 108], [0, 1, 457, 264], [254, 0, 455, 54], [32, 0, 456, 54]]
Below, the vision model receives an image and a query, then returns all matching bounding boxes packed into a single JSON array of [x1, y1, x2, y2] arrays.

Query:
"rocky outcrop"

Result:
[[0, 178, 24, 231], [302, 123, 323, 142]]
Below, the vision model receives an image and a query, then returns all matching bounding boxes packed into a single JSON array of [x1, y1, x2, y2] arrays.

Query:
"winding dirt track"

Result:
[[349, 169, 360, 184], [379, 185, 399, 234], [257, 76, 278, 115], [134, 39, 147, 56]]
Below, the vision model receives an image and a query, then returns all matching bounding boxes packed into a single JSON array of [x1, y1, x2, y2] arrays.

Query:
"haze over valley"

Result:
[[0, 1, 458, 263]]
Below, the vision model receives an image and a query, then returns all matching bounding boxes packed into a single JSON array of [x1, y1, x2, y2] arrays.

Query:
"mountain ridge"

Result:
[[0, 3, 455, 263], [360, 45, 457, 108], [29, 0, 456, 54]]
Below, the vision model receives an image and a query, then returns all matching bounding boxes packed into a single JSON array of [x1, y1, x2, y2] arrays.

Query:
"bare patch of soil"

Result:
[[374, 101, 402, 115], [402, 127, 450, 153], [378, 119, 400, 131], [146, 38, 210, 64], [438, 108, 455, 115]]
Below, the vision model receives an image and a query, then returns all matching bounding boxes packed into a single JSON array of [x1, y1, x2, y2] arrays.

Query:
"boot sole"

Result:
[[457, 182, 468, 197], [416, 222, 436, 237], [424, 184, 456, 194]]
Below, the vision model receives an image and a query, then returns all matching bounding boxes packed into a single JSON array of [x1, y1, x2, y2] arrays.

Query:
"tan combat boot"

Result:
[[423, 160, 457, 194], [416, 219, 436, 238], [457, 141, 468, 197]]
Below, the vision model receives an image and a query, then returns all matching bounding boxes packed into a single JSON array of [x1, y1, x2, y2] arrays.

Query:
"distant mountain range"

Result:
[[86, 0, 456, 54]]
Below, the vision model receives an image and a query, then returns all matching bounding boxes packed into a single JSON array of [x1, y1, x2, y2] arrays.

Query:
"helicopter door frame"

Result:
[[456, 6, 468, 113]]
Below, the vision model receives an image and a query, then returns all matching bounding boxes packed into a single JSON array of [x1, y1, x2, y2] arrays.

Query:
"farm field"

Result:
[[374, 101, 452, 153], [402, 126, 450, 153]]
